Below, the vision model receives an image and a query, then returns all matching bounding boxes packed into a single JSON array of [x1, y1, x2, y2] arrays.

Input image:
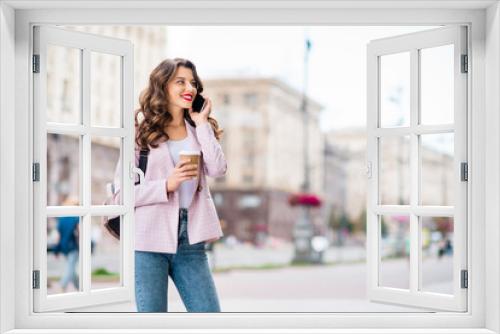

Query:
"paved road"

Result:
[[166, 256, 453, 312], [47, 243, 454, 313]]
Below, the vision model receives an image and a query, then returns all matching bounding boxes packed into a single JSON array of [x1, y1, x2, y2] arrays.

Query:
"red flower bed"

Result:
[[288, 193, 322, 207]]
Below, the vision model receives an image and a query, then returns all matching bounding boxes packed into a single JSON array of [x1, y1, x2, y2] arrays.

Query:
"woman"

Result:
[[112, 58, 226, 312]]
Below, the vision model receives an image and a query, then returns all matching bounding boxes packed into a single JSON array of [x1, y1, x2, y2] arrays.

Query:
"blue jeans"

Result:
[[134, 208, 221, 312], [60, 249, 79, 291]]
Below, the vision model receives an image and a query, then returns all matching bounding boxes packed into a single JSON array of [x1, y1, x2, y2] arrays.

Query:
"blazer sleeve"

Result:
[[195, 122, 228, 178], [111, 149, 169, 208]]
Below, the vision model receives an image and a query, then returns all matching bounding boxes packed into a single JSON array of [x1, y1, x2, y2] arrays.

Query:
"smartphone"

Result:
[[192, 94, 206, 113]]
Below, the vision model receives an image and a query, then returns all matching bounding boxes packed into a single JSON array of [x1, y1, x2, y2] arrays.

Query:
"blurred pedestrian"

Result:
[[53, 197, 80, 293], [438, 238, 452, 258], [111, 58, 227, 313]]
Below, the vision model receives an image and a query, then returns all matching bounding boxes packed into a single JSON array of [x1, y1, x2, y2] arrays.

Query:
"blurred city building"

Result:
[[324, 128, 367, 230], [46, 24, 454, 248], [201, 77, 328, 244], [324, 128, 454, 237], [66, 25, 169, 114]]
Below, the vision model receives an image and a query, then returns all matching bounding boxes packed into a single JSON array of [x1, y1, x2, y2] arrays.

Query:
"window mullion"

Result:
[[81, 48, 91, 293], [409, 48, 420, 294]]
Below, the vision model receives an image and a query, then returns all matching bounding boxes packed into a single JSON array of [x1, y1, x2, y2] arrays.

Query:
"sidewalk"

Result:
[[48, 243, 367, 278], [209, 242, 366, 270]]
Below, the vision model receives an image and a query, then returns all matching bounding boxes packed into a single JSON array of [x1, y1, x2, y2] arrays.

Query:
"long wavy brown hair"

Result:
[[135, 58, 224, 149]]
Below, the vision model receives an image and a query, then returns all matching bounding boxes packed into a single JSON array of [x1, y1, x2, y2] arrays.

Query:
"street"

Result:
[[167, 256, 452, 312], [48, 243, 453, 312]]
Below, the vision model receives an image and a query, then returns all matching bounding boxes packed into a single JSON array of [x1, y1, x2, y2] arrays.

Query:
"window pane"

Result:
[[91, 216, 121, 290], [380, 52, 410, 128], [421, 216, 454, 294], [420, 133, 454, 206], [47, 216, 81, 295], [91, 136, 122, 205], [379, 136, 411, 205], [91, 52, 121, 128], [420, 44, 454, 125], [46, 45, 81, 124], [379, 215, 410, 290], [47, 133, 81, 206]]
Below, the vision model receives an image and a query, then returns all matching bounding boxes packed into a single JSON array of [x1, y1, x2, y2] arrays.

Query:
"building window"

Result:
[[243, 151, 255, 166], [215, 175, 226, 184], [238, 194, 261, 208], [213, 193, 224, 206], [243, 92, 258, 108], [242, 173, 254, 184], [221, 93, 230, 105], [242, 128, 256, 147]]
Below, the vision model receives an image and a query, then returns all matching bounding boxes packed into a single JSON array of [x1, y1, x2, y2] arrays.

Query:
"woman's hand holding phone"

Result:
[[188, 96, 211, 126], [166, 160, 199, 194]]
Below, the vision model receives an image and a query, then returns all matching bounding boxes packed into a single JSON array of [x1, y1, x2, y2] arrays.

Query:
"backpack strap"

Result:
[[135, 149, 150, 185]]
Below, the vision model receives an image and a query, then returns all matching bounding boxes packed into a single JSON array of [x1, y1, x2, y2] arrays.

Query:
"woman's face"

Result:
[[166, 66, 198, 112]]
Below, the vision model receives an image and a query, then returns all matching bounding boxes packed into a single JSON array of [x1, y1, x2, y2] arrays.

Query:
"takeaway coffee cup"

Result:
[[179, 150, 201, 177]]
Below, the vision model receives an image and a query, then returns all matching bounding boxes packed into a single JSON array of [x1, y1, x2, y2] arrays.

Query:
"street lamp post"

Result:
[[302, 38, 311, 196], [292, 34, 318, 264]]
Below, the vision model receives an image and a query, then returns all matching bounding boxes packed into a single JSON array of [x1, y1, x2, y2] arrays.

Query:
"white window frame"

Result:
[[366, 26, 468, 312], [32, 25, 136, 312], [0, 1, 499, 333]]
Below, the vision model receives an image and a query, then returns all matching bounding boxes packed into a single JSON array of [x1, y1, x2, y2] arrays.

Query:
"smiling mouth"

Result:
[[182, 95, 193, 102]]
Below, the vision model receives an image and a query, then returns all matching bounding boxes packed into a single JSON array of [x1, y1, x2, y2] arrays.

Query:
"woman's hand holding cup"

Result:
[[166, 151, 201, 194], [166, 160, 198, 193]]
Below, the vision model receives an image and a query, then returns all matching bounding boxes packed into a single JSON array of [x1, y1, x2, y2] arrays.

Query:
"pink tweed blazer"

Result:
[[112, 119, 226, 254]]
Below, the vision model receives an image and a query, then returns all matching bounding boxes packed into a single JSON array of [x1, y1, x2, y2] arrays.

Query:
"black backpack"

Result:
[[103, 149, 150, 240]]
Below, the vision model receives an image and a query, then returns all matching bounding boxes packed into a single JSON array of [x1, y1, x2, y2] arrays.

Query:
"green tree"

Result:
[[353, 209, 367, 234], [328, 208, 341, 230]]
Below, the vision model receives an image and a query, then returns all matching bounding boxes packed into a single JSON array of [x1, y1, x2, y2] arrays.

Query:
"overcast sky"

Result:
[[165, 25, 442, 132]]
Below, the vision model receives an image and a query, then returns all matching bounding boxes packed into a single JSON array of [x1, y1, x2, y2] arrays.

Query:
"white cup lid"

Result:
[[179, 150, 200, 155]]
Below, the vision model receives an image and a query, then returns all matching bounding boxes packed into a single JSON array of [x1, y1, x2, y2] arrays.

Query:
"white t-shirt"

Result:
[[167, 136, 198, 209]]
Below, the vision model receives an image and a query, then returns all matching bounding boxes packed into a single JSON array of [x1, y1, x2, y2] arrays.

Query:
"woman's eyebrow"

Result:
[[174, 76, 195, 80]]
